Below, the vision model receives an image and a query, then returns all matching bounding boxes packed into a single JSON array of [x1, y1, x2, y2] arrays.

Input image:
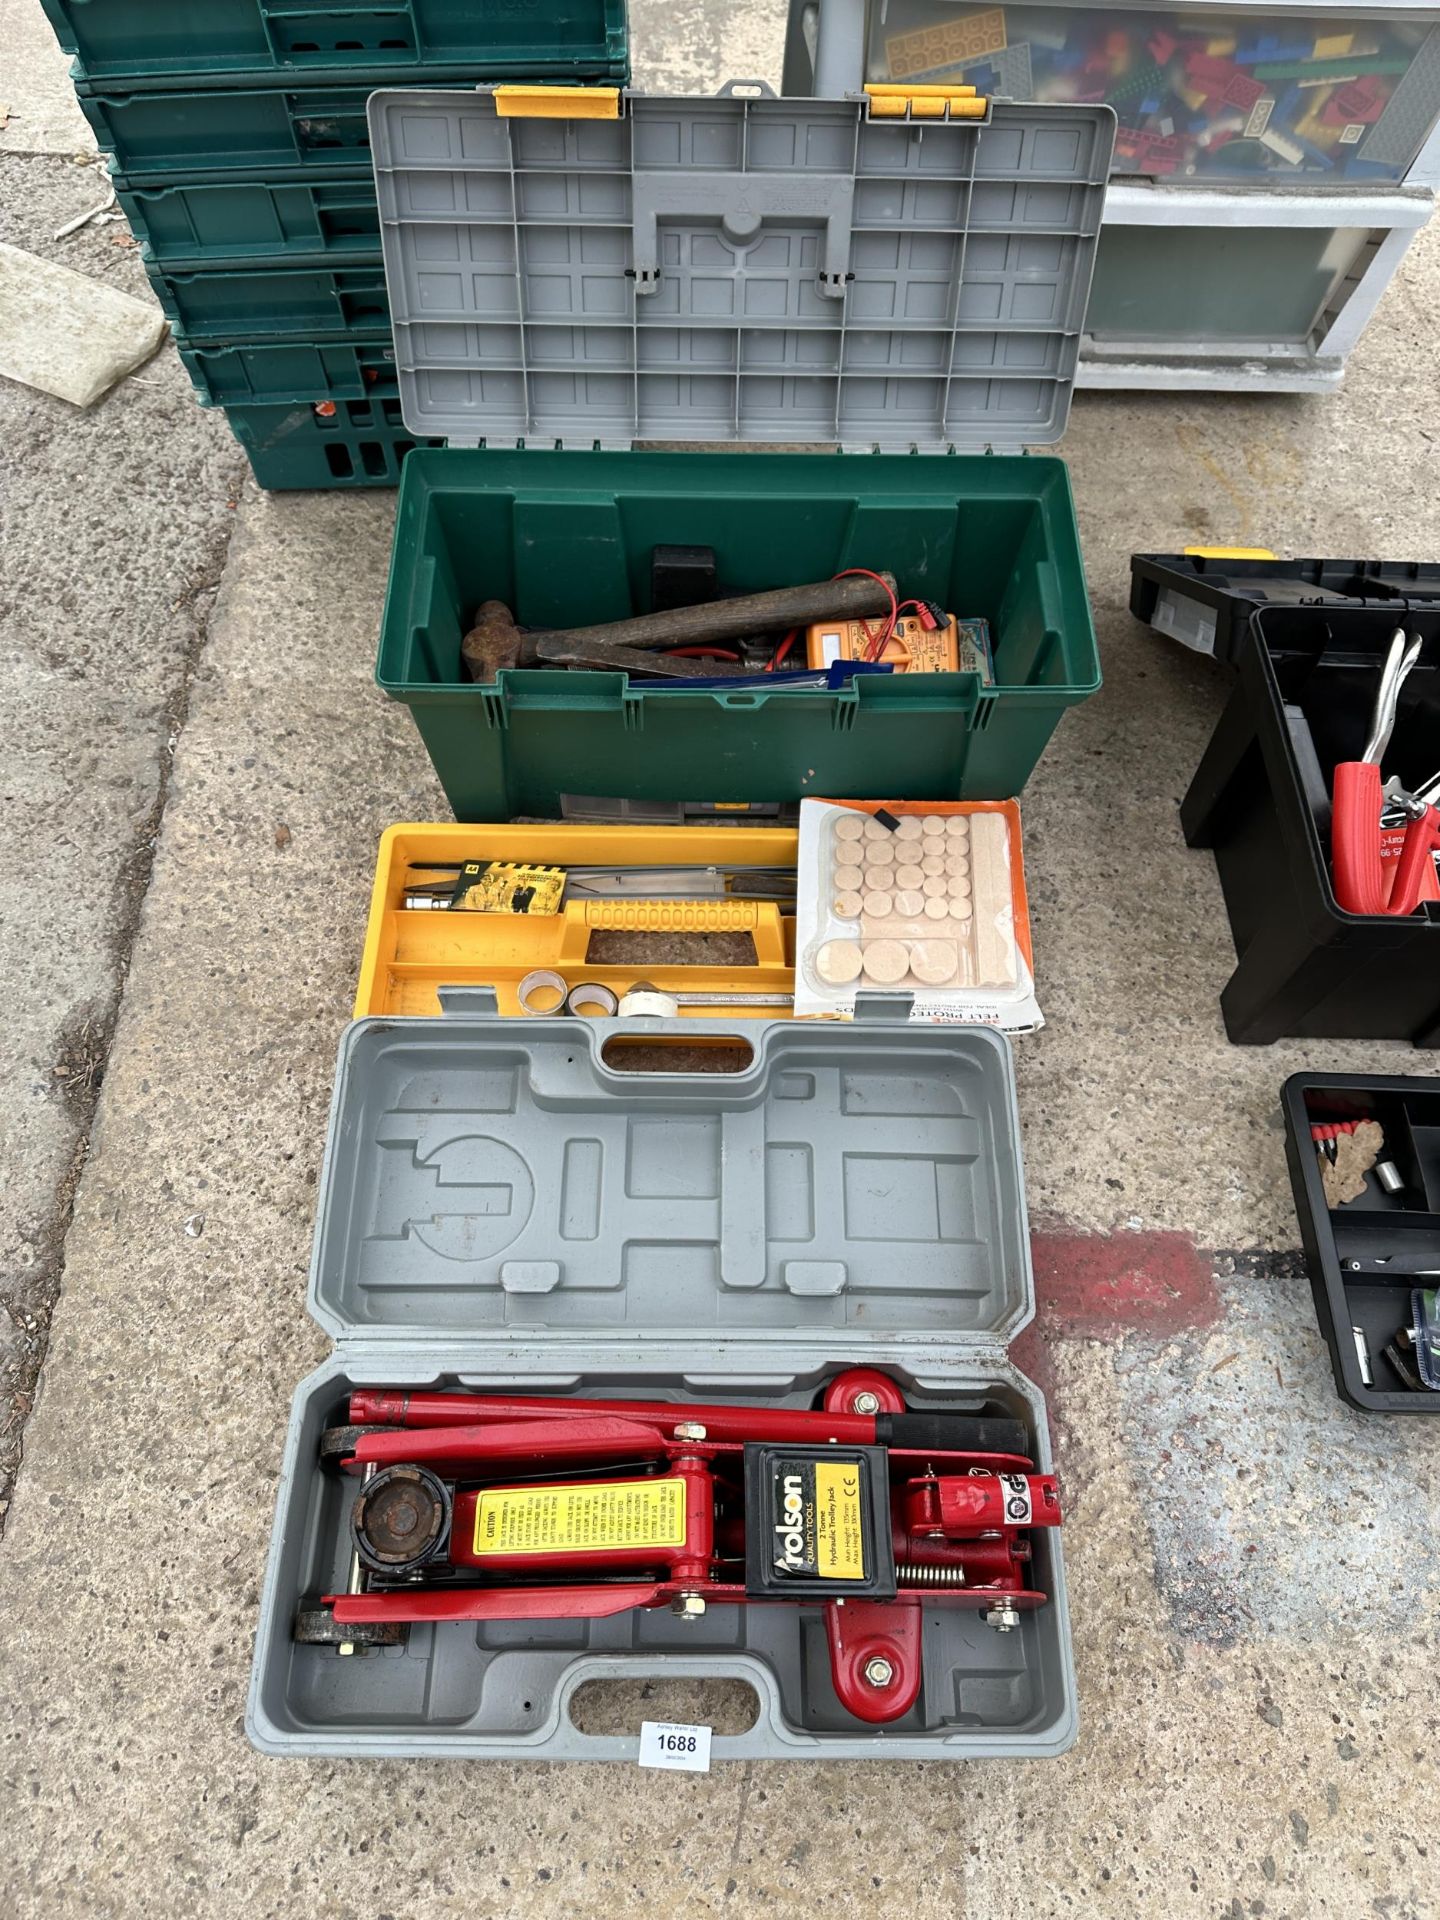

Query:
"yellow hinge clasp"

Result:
[[1182, 547, 1278, 560], [864, 83, 988, 120], [494, 85, 621, 120]]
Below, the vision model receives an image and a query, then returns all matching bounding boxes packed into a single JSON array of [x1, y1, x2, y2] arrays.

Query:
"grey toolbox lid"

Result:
[[309, 993, 1035, 1355], [367, 86, 1113, 452]]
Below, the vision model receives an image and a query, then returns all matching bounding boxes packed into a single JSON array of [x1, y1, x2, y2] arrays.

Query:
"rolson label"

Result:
[[770, 1459, 866, 1581]]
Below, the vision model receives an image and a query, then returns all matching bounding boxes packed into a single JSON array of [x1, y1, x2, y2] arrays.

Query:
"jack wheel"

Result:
[[292, 1607, 409, 1649]]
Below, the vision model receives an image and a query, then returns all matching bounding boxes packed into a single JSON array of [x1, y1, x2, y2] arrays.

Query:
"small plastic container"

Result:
[[1283, 1072, 1440, 1412], [1182, 603, 1440, 1045], [39, 0, 628, 89]]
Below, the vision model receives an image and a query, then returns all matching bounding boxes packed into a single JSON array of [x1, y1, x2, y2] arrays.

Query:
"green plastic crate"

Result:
[[79, 78, 415, 182], [227, 396, 441, 490], [179, 331, 394, 406], [40, 0, 627, 87], [376, 449, 1101, 817], [149, 259, 387, 340], [117, 173, 379, 267]]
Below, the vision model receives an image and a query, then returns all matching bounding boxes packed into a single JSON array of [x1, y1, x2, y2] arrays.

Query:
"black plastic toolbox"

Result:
[[1283, 1073, 1440, 1413], [1131, 551, 1440, 665], [1182, 604, 1440, 1046]]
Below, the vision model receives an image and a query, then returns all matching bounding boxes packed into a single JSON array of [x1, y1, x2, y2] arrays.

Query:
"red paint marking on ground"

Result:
[[1007, 1322, 1054, 1407], [1029, 1227, 1221, 1340]]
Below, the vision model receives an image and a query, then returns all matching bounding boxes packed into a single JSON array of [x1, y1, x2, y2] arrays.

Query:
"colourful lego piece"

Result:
[[1326, 76, 1389, 126], [1243, 96, 1275, 140], [1115, 127, 1184, 173], [1236, 38, 1312, 66], [1258, 124, 1305, 165], [1253, 56, 1408, 84], [885, 8, 1006, 83], [1222, 72, 1266, 113], [1105, 58, 1171, 107]]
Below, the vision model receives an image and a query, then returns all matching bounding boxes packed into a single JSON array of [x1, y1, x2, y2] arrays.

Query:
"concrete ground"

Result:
[[0, 0, 1437, 1913]]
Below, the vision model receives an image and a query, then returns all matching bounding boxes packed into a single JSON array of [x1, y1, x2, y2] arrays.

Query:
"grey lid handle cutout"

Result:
[[715, 79, 780, 98], [436, 984, 501, 1018], [853, 990, 915, 1022], [631, 172, 855, 299]]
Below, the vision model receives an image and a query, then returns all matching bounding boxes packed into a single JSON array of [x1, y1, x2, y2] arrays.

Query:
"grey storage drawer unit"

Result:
[[248, 997, 1076, 1762]]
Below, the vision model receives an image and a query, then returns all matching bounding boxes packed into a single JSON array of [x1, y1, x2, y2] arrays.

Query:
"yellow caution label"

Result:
[[472, 1478, 686, 1557], [814, 1461, 866, 1580]]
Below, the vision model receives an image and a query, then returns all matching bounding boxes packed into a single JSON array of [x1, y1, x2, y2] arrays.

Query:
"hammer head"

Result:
[[460, 601, 529, 681]]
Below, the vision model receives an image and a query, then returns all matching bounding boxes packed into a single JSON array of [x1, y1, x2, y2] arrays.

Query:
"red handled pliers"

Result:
[[1331, 628, 1440, 916]]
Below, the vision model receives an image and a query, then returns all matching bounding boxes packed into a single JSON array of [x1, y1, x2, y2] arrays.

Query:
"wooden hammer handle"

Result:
[[530, 574, 896, 662]]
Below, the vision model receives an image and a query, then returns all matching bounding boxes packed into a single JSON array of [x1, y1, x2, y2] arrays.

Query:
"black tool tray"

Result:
[[1283, 1072, 1440, 1412], [1130, 551, 1440, 665]]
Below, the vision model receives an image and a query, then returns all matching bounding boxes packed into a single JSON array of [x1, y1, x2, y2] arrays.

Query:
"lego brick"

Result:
[[1326, 76, 1388, 126], [902, 41, 1032, 99], [1115, 128, 1183, 174], [1244, 96, 1275, 140], [1223, 73, 1267, 114], [964, 41, 1033, 99], [1106, 58, 1170, 106], [1254, 56, 1409, 84], [1356, 25, 1440, 169], [1259, 124, 1305, 166], [1237, 38, 1312, 66], [885, 7, 1006, 82], [1186, 53, 1239, 86]]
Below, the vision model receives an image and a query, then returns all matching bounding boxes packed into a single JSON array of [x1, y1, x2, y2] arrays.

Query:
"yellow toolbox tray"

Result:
[[357, 823, 798, 1018]]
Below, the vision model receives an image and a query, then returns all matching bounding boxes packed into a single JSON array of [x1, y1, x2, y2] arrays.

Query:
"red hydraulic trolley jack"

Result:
[[295, 1371, 1062, 1724]]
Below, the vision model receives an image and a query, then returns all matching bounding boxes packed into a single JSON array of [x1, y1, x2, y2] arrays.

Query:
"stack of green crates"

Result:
[[40, 0, 629, 488]]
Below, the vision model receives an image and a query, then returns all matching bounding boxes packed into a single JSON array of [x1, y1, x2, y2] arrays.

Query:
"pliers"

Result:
[[1331, 628, 1440, 916]]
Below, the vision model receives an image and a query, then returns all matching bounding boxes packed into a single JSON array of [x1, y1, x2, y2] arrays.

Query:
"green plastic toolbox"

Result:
[[225, 395, 442, 489], [40, 0, 627, 88], [116, 173, 380, 268], [370, 86, 1112, 813], [179, 331, 394, 406], [148, 259, 388, 339]]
